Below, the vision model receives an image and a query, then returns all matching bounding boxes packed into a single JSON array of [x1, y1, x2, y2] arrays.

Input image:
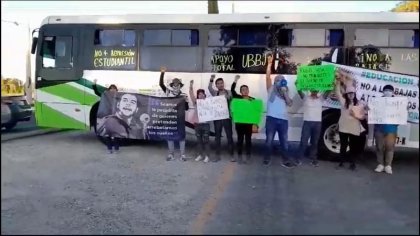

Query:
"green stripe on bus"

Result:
[[39, 83, 98, 105], [35, 101, 88, 130]]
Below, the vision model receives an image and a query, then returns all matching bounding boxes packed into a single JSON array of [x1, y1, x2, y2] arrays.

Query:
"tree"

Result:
[[391, 1, 419, 12], [208, 0, 219, 14]]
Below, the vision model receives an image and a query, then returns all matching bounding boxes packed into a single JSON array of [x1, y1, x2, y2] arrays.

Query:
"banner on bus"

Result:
[[96, 92, 185, 141], [321, 62, 419, 124]]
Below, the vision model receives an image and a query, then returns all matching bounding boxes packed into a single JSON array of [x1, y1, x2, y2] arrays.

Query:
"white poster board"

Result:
[[197, 96, 229, 123], [368, 97, 408, 125]]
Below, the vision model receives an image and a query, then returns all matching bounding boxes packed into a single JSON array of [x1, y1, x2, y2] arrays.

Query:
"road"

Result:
[[1, 131, 419, 235]]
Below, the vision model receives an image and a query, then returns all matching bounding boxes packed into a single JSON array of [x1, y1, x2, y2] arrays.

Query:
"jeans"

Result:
[[264, 116, 289, 162], [214, 118, 234, 156], [298, 121, 321, 161], [235, 123, 253, 156], [196, 123, 210, 156], [375, 130, 396, 166], [168, 140, 186, 156], [106, 137, 119, 151]]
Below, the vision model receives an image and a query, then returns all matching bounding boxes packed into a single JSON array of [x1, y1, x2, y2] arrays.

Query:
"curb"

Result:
[[1, 128, 63, 143]]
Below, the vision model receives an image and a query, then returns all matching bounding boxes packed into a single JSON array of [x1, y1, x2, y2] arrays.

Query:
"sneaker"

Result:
[[263, 159, 271, 166], [384, 165, 393, 174], [230, 156, 237, 162], [166, 154, 175, 161], [195, 155, 203, 162], [349, 163, 356, 171], [180, 155, 187, 162], [338, 162, 344, 168], [374, 164, 385, 173], [108, 150, 113, 154], [203, 156, 209, 163], [295, 160, 302, 166], [281, 162, 295, 169]]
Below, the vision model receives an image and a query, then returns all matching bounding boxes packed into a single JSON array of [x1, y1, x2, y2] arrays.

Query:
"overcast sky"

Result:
[[2, 1, 402, 28]]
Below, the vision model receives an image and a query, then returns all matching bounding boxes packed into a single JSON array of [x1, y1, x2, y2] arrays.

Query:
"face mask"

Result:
[[383, 90, 393, 97]]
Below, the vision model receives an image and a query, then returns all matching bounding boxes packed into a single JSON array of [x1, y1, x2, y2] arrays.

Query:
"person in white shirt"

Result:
[[296, 82, 331, 167]]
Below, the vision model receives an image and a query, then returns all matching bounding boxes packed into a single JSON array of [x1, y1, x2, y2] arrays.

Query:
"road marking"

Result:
[[190, 162, 237, 235]]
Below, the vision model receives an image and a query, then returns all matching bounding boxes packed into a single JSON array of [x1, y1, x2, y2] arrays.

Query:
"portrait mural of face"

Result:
[[117, 93, 138, 118]]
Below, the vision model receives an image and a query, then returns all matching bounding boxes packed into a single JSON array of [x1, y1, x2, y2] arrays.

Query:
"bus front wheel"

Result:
[[319, 112, 342, 161]]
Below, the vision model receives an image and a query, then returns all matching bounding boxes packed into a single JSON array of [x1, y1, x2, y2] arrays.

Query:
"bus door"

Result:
[[35, 25, 87, 130]]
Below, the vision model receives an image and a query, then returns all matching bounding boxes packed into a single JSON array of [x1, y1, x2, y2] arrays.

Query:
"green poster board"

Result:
[[231, 98, 264, 124], [296, 64, 336, 91]]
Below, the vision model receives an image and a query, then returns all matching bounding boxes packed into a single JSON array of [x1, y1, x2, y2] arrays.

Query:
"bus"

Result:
[[31, 12, 419, 158]]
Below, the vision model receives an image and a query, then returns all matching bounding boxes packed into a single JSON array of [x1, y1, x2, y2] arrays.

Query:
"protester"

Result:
[[295, 80, 332, 167], [373, 84, 400, 174], [159, 66, 189, 161], [93, 79, 120, 154], [231, 75, 255, 164], [93, 79, 118, 119], [208, 74, 234, 162], [189, 80, 210, 163], [264, 55, 294, 167], [334, 70, 365, 170]]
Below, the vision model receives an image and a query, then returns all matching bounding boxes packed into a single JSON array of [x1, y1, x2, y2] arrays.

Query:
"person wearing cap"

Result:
[[189, 80, 211, 163], [334, 70, 366, 171], [208, 74, 234, 162], [264, 55, 294, 167], [373, 84, 399, 174], [159, 66, 189, 162]]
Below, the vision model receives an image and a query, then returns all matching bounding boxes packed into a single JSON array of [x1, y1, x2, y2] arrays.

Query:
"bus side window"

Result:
[[41, 36, 73, 69]]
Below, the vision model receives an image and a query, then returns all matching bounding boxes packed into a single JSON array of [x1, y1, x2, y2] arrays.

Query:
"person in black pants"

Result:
[[231, 75, 255, 164], [208, 75, 234, 162], [92, 79, 120, 154]]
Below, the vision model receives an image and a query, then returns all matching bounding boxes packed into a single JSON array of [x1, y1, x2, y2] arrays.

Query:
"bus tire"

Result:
[[319, 111, 342, 161], [4, 120, 17, 130]]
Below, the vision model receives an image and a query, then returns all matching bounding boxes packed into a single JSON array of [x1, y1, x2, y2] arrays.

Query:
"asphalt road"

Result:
[[1, 131, 419, 235]]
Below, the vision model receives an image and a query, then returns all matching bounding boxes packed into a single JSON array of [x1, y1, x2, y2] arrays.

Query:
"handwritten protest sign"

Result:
[[296, 65, 335, 91], [368, 97, 408, 125], [231, 99, 264, 124], [197, 96, 229, 123]]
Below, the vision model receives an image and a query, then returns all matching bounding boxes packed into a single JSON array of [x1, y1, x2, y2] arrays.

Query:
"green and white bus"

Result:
[[31, 12, 419, 157]]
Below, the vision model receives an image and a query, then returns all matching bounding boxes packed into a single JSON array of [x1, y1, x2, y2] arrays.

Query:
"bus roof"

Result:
[[41, 12, 419, 26]]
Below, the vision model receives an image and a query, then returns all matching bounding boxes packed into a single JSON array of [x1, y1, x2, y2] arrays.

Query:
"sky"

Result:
[[2, 1, 402, 29]]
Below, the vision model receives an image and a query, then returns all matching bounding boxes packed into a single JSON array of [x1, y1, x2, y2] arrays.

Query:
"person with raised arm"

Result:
[[208, 74, 234, 162], [159, 66, 189, 162], [334, 69, 365, 171], [231, 75, 255, 164], [263, 55, 294, 168], [295, 79, 332, 167], [189, 80, 210, 163]]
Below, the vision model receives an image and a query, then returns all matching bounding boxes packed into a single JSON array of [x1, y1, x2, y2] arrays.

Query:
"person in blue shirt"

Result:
[[264, 55, 294, 167], [373, 84, 400, 175]]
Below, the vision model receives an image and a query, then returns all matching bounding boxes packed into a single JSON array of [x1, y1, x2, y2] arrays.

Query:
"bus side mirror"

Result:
[[31, 37, 38, 54]]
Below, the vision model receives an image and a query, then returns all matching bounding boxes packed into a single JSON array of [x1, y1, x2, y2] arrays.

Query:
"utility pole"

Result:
[[208, 0, 219, 14]]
